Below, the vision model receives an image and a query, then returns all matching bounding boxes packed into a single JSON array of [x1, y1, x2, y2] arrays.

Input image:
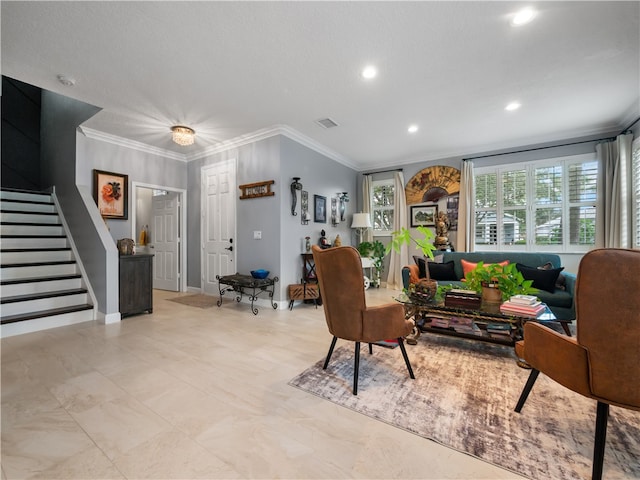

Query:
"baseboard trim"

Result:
[[102, 312, 121, 324]]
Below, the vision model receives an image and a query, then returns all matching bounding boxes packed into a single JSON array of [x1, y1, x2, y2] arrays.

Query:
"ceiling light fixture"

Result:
[[505, 102, 521, 111], [511, 7, 536, 26], [408, 125, 419, 133], [361, 66, 377, 80], [171, 125, 195, 146]]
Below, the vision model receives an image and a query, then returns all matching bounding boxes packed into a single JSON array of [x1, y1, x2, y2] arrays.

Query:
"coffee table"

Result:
[[216, 273, 279, 315], [396, 293, 569, 348]]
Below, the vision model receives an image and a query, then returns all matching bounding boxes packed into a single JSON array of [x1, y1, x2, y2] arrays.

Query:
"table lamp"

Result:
[[351, 213, 372, 238]]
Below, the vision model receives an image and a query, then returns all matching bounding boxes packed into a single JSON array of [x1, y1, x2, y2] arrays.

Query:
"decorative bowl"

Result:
[[251, 269, 270, 279]]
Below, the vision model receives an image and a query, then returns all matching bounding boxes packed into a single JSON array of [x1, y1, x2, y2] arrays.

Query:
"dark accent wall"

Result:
[[1, 76, 42, 190]]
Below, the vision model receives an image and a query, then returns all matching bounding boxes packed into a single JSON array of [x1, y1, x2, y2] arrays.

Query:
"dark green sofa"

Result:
[[402, 251, 576, 321]]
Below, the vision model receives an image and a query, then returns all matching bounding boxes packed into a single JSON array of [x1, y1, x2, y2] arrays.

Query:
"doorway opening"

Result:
[[132, 182, 187, 292]]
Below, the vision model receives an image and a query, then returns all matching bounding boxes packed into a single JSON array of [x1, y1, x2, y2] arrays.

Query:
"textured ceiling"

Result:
[[2, 1, 639, 170]]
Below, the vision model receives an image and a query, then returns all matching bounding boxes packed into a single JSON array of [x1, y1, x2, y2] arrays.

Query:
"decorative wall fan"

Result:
[[405, 165, 460, 205]]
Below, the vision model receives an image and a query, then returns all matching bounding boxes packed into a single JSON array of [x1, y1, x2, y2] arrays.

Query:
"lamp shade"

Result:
[[351, 213, 372, 229]]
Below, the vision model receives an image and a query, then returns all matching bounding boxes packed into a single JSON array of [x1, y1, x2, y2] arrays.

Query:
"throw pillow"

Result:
[[415, 257, 427, 278], [538, 262, 567, 290], [414, 254, 446, 279], [427, 261, 457, 281], [516, 263, 564, 293], [431, 254, 445, 264], [460, 259, 509, 278]]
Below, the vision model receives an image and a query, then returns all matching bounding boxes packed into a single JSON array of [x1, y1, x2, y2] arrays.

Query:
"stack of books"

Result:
[[427, 315, 450, 329], [449, 316, 483, 336], [444, 289, 482, 309], [500, 295, 545, 318], [486, 322, 514, 340]]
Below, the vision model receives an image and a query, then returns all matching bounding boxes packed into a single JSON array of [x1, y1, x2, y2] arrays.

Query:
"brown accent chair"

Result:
[[514, 248, 640, 480], [311, 245, 415, 395]]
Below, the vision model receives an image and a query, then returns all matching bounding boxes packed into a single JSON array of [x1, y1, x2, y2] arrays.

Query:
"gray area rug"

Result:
[[289, 335, 640, 480], [166, 294, 216, 308]]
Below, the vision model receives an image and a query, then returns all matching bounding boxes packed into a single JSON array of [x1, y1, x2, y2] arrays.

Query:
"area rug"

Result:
[[166, 294, 217, 308], [289, 335, 640, 480]]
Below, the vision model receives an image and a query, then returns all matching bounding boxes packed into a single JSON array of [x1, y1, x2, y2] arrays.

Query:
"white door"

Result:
[[202, 161, 236, 295], [151, 191, 180, 291]]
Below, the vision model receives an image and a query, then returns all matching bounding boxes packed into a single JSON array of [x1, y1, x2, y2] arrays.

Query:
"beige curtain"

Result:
[[597, 133, 634, 248], [386, 171, 408, 289], [457, 160, 474, 252], [362, 175, 374, 243]]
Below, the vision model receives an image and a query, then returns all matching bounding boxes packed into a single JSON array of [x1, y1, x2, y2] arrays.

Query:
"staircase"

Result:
[[0, 188, 95, 337]]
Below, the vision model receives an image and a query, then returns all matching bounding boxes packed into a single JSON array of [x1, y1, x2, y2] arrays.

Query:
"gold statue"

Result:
[[434, 211, 452, 250]]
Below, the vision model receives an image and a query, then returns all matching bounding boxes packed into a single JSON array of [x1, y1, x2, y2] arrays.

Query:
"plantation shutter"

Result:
[[633, 140, 640, 248]]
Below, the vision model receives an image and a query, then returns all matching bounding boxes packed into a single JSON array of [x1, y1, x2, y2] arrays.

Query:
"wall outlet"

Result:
[[253, 230, 262, 240]]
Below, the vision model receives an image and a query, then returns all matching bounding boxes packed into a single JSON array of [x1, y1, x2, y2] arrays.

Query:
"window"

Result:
[[474, 154, 598, 252], [633, 138, 640, 248], [372, 179, 394, 235]]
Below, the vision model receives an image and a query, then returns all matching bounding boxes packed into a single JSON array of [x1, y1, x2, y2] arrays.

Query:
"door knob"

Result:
[[225, 246, 233, 252]]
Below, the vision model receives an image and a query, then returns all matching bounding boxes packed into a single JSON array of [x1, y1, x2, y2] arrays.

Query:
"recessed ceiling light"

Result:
[[361, 66, 377, 80], [408, 125, 419, 133], [511, 7, 536, 26], [505, 102, 521, 111]]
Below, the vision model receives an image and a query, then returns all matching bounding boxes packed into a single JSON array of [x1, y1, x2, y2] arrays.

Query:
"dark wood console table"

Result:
[[216, 273, 279, 315], [119, 253, 153, 317]]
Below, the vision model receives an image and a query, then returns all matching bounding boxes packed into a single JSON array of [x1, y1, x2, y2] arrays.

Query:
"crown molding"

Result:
[[79, 124, 356, 169], [186, 124, 357, 170], [184, 126, 284, 162], [78, 127, 188, 162], [277, 125, 358, 170]]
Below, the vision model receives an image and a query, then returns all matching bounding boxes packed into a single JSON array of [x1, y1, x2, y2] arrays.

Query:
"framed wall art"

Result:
[[314, 194, 327, 223], [410, 204, 438, 227], [93, 169, 128, 219]]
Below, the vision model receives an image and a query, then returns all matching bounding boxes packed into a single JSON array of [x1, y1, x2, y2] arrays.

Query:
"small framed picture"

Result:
[[410, 204, 437, 227], [314, 195, 327, 223], [93, 169, 128, 219]]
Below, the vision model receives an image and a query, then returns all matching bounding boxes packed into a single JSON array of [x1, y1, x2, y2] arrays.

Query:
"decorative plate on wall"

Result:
[[405, 165, 460, 205]]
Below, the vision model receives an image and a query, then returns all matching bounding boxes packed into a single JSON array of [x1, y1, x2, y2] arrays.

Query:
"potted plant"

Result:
[[464, 261, 538, 303], [357, 240, 386, 287], [387, 226, 438, 302]]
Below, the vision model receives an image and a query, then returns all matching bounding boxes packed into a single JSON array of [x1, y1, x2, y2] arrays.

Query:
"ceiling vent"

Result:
[[315, 118, 339, 129]]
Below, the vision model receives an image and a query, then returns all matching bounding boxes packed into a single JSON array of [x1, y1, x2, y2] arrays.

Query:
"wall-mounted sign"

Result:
[[239, 180, 275, 200]]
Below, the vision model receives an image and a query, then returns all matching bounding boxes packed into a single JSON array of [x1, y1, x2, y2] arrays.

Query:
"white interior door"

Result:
[[151, 191, 180, 291], [202, 161, 236, 295]]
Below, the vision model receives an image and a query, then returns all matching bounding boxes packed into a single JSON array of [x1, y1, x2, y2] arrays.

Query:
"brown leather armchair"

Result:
[[514, 248, 640, 480], [311, 245, 415, 395]]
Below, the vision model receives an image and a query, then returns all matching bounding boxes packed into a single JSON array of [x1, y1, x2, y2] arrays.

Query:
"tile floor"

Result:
[[1, 288, 525, 479]]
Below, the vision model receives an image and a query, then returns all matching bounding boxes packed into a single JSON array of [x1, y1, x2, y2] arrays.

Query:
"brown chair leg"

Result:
[[353, 341, 360, 395], [515, 368, 540, 412], [323, 336, 337, 370], [368, 343, 373, 354], [592, 401, 609, 480], [397, 338, 415, 379]]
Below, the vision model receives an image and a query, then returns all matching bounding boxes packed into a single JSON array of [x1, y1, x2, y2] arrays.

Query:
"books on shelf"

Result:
[[500, 300, 545, 318], [486, 322, 514, 339], [424, 315, 450, 329]]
